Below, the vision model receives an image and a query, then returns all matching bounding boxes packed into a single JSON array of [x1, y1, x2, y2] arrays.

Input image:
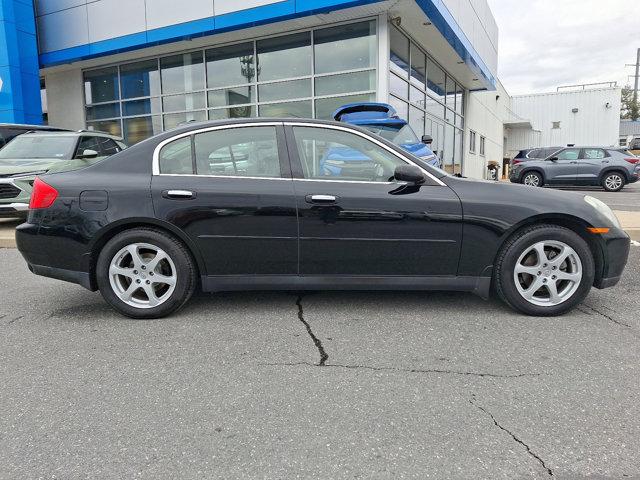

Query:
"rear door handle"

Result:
[[305, 194, 338, 204], [163, 190, 196, 199]]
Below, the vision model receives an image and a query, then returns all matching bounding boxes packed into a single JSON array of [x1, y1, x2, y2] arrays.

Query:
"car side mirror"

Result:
[[547, 156, 558, 162], [78, 149, 99, 159], [394, 164, 425, 184], [421, 134, 433, 145]]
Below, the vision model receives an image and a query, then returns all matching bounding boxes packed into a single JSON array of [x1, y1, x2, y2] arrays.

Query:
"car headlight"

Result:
[[584, 195, 621, 229]]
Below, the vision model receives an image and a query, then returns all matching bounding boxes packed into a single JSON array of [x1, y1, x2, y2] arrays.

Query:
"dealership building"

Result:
[[1, 0, 501, 176]]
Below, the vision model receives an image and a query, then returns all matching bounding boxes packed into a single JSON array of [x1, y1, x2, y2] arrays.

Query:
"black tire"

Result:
[[601, 172, 625, 192], [96, 228, 197, 319], [495, 225, 595, 316], [521, 171, 543, 187]]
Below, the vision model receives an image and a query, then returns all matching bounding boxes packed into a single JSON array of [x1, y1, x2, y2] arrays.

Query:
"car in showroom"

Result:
[[509, 146, 640, 191], [16, 119, 629, 319], [0, 130, 126, 217], [333, 103, 442, 169]]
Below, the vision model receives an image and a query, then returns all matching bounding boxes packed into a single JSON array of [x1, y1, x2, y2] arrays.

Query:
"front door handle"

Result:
[[305, 194, 338, 204], [163, 190, 196, 199]]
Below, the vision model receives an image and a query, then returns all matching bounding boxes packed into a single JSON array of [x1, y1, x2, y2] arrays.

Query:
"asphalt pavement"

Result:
[[1, 245, 640, 479]]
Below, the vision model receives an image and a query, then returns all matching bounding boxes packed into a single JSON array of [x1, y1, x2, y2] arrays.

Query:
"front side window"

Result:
[[194, 126, 281, 178], [292, 126, 407, 182], [556, 148, 580, 160]]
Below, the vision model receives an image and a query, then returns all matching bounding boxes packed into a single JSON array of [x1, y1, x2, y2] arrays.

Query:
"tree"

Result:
[[621, 85, 639, 120]]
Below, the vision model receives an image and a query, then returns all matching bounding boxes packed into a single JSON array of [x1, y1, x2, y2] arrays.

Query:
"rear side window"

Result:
[[582, 148, 606, 159], [527, 149, 541, 158], [159, 137, 193, 174], [515, 150, 527, 159], [193, 126, 281, 178]]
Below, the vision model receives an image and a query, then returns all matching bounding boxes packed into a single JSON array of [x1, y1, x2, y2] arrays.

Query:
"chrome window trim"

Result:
[[152, 121, 446, 186]]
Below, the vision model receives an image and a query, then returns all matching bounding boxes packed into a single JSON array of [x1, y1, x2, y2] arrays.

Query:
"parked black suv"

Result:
[[510, 147, 640, 191]]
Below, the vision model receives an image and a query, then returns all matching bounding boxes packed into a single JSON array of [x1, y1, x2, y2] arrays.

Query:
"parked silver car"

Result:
[[510, 147, 640, 192]]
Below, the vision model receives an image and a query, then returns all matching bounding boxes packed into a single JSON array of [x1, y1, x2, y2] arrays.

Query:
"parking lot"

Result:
[[1, 185, 640, 479]]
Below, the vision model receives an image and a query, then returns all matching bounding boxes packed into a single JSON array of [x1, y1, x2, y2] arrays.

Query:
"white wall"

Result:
[[510, 88, 622, 148], [440, 0, 498, 77], [44, 69, 85, 130], [463, 81, 509, 179]]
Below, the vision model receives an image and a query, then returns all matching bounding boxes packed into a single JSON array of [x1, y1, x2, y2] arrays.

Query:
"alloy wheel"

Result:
[[523, 173, 541, 187], [605, 174, 623, 191], [109, 243, 177, 309], [513, 240, 582, 307]]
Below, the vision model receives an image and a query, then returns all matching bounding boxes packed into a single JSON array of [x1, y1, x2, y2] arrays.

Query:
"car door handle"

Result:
[[305, 194, 338, 204], [163, 190, 196, 199]]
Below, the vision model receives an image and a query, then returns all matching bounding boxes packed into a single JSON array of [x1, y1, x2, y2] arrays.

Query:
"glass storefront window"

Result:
[[409, 85, 424, 107], [122, 98, 161, 117], [390, 73, 408, 99], [388, 96, 408, 121], [87, 119, 122, 137], [120, 60, 160, 99], [83, 20, 377, 144], [206, 43, 255, 88], [86, 102, 120, 121], [315, 70, 375, 96], [160, 52, 205, 94], [258, 79, 311, 103], [389, 26, 409, 76], [257, 32, 311, 82], [162, 92, 206, 113], [259, 100, 312, 118], [409, 105, 425, 137], [209, 105, 256, 120], [208, 87, 253, 108], [315, 93, 375, 120], [124, 116, 162, 145], [426, 59, 445, 101], [409, 44, 426, 88], [84, 67, 119, 104], [445, 76, 456, 110], [163, 110, 207, 130], [314, 21, 376, 74]]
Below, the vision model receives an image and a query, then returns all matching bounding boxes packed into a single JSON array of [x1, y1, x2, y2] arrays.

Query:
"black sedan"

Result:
[[16, 119, 630, 319]]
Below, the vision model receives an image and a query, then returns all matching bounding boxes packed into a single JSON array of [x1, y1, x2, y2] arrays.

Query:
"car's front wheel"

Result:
[[96, 228, 197, 319], [495, 225, 595, 316], [602, 172, 625, 192], [522, 171, 543, 187]]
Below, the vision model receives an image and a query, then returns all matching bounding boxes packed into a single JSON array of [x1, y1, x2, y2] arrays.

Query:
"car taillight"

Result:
[[624, 158, 639, 165], [512, 159, 522, 165], [29, 177, 58, 209]]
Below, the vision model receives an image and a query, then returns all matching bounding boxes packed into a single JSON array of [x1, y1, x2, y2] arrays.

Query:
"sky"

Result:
[[486, 0, 640, 95]]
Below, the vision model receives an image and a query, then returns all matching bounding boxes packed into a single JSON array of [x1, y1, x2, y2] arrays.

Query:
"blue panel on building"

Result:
[[0, 0, 42, 124]]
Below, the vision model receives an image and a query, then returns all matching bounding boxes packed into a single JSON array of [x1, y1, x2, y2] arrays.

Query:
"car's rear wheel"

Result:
[[522, 171, 543, 187], [495, 225, 594, 316], [602, 172, 625, 192], [96, 228, 197, 319]]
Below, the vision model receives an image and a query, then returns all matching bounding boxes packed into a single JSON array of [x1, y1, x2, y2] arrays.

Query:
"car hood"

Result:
[[444, 175, 614, 231], [0, 158, 78, 176]]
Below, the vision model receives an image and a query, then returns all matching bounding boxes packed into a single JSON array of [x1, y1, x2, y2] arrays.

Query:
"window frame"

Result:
[[469, 130, 476, 154], [479, 136, 486, 156]]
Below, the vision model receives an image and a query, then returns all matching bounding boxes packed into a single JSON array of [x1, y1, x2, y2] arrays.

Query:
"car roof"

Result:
[[19, 130, 123, 140], [0, 123, 70, 131]]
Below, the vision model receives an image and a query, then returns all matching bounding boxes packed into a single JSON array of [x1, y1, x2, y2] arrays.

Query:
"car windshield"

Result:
[[361, 124, 420, 146], [0, 135, 76, 160]]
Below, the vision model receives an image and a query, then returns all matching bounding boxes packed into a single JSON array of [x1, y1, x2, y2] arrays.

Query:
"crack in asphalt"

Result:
[[295, 295, 328, 366], [580, 303, 631, 328], [265, 361, 542, 379], [470, 396, 553, 477]]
